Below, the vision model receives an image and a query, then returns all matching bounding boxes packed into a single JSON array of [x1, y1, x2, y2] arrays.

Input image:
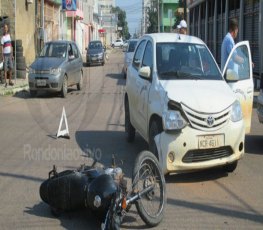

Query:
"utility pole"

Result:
[[184, 0, 186, 20]]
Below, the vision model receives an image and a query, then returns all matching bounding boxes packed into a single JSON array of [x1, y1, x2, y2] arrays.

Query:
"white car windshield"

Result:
[[156, 43, 222, 80]]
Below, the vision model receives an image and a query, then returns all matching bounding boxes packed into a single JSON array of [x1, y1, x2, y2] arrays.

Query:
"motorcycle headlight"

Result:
[[230, 100, 243, 122], [50, 68, 61, 75], [162, 110, 187, 130], [29, 67, 35, 74]]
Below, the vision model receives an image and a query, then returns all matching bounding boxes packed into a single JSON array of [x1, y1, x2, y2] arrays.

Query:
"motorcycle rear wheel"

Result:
[[132, 150, 166, 227]]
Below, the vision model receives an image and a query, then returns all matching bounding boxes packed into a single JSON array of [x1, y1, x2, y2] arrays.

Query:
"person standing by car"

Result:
[[221, 18, 244, 71], [1, 23, 14, 87], [177, 20, 187, 35]]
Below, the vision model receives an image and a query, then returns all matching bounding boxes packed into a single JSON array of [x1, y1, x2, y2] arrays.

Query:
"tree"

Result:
[[111, 7, 129, 40], [145, 0, 159, 33]]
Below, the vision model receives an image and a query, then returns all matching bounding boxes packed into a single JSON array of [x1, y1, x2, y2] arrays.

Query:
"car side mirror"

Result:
[[139, 66, 151, 79], [225, 69, 239, 82], [69, 55, 75, 61]]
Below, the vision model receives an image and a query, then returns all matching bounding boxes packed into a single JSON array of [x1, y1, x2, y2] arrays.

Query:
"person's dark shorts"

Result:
[[3, 54, 13, 71]]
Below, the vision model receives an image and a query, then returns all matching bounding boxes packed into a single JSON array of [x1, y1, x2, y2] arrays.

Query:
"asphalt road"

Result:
[[0, 49, 262, 230]]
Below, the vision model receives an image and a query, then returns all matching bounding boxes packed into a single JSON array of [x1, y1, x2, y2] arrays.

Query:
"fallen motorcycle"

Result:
[[39, 150, 166, 230]]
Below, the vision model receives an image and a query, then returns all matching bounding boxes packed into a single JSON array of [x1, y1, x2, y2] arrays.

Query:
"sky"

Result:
[[115, 0, 142, 35]]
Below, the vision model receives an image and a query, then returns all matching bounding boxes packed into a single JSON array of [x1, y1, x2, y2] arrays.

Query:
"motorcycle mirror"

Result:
[[111, 154, 116, 168]]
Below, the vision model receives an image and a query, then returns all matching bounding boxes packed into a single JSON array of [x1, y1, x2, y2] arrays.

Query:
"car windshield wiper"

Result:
[[159, 71, 201, 80]]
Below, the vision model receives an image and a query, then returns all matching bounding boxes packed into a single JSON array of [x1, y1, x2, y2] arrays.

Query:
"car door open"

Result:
[[222, 41, 253, 134]]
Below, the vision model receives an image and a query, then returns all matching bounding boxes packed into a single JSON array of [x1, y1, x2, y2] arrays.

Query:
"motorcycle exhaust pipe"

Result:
[[126, 184, 154, 205]]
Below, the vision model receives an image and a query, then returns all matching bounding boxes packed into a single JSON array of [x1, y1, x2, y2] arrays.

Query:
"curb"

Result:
[[0, 84, 29, 96]]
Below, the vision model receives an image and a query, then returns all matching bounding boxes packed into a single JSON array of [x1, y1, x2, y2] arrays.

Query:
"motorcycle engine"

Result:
[[86, 167, 123, 217]]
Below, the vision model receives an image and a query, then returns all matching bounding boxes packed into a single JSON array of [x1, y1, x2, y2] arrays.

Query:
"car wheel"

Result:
[[30, 90, 37, 97], [125, 99, 135, 142], [77, 71, 83, 91], [149, 119, 163, 159], [61, 75, 68, 98], [223, 161, 238, 173]]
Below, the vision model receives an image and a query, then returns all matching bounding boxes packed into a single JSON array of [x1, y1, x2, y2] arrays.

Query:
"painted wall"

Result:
[[15, 1, 36, 65]]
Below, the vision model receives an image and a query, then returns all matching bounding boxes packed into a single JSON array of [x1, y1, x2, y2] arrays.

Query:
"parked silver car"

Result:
[[122, 39, 138, 78], [86, 40, 106, 66], [28, 40, 83, 97]]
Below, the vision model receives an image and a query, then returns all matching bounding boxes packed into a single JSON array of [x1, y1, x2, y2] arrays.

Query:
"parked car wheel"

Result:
[[30, 90, 37, 97], [149, 119, 163, 159], [61, 75, 68, 98], [125, 99, 135, 142], [77, 71, 83, 91]]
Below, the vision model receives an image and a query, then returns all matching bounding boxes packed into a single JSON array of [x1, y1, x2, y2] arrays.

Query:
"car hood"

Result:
[[87, 49, 103, 55], [31, 57, 65, 70], [159, 80, 236, 113]]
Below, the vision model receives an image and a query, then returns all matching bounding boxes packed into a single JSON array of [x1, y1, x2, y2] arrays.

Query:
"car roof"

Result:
[[129, 39, 139, 42], [90, 40, 102, 43], [141, 33, 205, 45], [45, 40, 74, 44]]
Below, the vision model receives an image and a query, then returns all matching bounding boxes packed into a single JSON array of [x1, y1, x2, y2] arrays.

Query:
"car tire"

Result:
[[77, 71, 83, 91], [30, 90, 37, 97], [61, 75, 68, 98], [149, 119, 163, 159], [125, 99, 135, 142], [223, 161, 238, 173]]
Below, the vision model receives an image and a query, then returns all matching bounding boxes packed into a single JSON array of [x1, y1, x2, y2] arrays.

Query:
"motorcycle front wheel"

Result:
[[132, 150, 166, 227]]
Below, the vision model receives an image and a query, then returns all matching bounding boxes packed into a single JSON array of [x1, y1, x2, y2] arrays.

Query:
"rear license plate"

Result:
[[198, 135, 224, 149], [36, 79, 46, 86]]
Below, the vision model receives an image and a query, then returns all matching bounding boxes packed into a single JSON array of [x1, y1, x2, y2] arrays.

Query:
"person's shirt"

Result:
[[221, 32, 235, 71], [1, 33, 12, 55]]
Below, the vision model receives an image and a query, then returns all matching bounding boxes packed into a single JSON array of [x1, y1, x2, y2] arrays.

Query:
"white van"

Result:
[[125, 33, 253, 175]]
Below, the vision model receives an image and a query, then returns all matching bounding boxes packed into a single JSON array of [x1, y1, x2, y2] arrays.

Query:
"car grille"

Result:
[[182, 146, 233, 163], [35, 70, 50, 74], [181, 104, 231, 131]]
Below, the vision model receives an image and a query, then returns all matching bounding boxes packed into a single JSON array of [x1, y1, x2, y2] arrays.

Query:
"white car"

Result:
[[125, 33, 254, 175], [122, 39, 138, 78], [257, 90, 263, 123], [111, 39, 123, 48]]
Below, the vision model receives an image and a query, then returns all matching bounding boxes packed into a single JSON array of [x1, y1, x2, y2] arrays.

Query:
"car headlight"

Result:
[[230, 100, 243, 122], [162, 110, 187, 130], [29, 67, 35, 74], [50, 68, 61, 75], [98, 53, 103, 58]]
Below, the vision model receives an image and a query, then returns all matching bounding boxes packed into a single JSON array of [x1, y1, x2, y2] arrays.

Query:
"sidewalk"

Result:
[[0, 75, 29, 96]]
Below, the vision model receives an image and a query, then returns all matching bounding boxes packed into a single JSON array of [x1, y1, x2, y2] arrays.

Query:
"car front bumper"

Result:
[[155, 120, 245, 174], [86, 55, 104, 65], [28, 73, 63, 92]]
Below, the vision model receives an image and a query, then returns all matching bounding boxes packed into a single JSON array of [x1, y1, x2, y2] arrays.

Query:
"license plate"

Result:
[[198, 135, 224, 149], [36, 79, 46, 86], [92, 57, 97, 61]]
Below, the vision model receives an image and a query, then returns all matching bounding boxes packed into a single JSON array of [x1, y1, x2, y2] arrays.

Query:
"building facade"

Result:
[[1, 0, 36, 65]]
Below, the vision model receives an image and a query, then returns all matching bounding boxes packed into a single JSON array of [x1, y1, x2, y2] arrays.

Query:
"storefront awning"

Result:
[[66, 9, 84, 20], [98, 29, 106, 33]]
